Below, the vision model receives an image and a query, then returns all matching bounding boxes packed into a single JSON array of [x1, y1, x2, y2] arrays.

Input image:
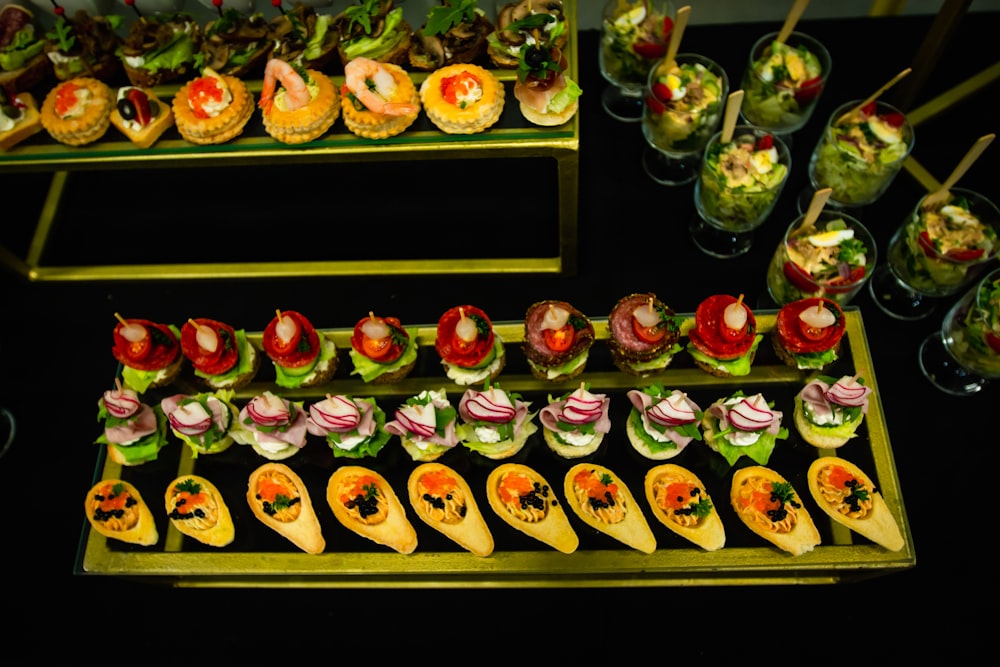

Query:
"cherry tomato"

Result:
[[125, 335, 152, 361], [543, 325, 575, 352], [797, 321, 831, 342], [362, 333, 394, 360], [826, 266, 867, 292], [632, 41, 666, 59], [632, 318, 667, 344]]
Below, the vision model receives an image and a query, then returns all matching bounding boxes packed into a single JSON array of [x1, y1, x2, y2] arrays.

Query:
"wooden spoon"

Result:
[[662, 5, 691, 72], [921, 133, 995, 209], [776, 0, 811, 44], [721, 90, 745, 143], [835, 68, 912, 125]]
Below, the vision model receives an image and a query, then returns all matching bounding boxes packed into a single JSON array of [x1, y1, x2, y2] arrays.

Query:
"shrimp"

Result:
[[258, 58, 311, 114], [343, 57, 419, 116]]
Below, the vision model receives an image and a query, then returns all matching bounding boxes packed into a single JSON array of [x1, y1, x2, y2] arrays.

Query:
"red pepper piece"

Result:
[[986, 332, 1000, 354], [861, 101, 878, 117], [755, 134, 774, 151], [651, 81, 672, 103], [632, 41, 666, 59], [793, 76, 824, 104], [883, 112, 906, 128], [645, 94, 666, 115], [782, 261, 819, 292], [126, 88, 151, 126], [918, 231, 939, 257]]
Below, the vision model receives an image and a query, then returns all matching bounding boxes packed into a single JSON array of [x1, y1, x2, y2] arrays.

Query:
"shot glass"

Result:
[[691, 126, 791, 258], [871, 188, 1000, 320], [641, 52, 729, 186], [766, 209, 877, 307], [739, 31, 831, 137], [806, 99, 915, 208], [919, 267, 1000, 396]]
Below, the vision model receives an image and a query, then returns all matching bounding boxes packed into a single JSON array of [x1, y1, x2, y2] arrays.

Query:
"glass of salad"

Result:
[[870, 188, 1000, 320], [691, 125, 791, 258], [804, 99, 915, 209], [599, 0, 675, 122], [641, 52, 729, 186], [739, 31, 831, 140], [766, 209, 877, 307], [919, 267, 1000, 396]]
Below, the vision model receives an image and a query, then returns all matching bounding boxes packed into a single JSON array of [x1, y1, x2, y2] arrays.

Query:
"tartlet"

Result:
[[486, 462, 578, 554], [731, 465, 820, 556], [564, 463, 656, 554], [39, 76, 113, 146], [327, 465, 418, 554], [165, 474, 235, 547], [407, 462, 494, 556], [84, 479, 158, 546], [340, 59, 420, 139], [807, 456, 904, 551], [172, 68, 254, 145], [644, 463, 725, 551], [260, 63, 340, 145], [420, 63, 505, 135], [246, 462, 325, 554]]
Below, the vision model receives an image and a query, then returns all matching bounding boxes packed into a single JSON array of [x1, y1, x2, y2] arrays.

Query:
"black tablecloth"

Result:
[[2, 12, 997, 657]]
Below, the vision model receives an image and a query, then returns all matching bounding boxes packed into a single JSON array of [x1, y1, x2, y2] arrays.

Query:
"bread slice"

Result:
[[486, 463, 578, 554], [165, 474, 235, 547], [644, 464, 725, 551], [246, 462, 325, 554], [807, 456, 904, 551], [519, 99, 578, 127], [408, 462, 494, 556], [327, 465, 418, 554], [109, 88, 175, 149], [793, 395, 863, 449], [564, 463, 656, 554], [84, 479, 158, 546], [543, 427, 604, 460], [731, 466, 820, 556], [0, 92, 43, 151]]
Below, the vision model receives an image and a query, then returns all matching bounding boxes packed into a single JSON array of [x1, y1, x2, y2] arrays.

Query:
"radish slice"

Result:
[[247, 392, 290, 426], [648, 392, 695, 426], [561, 387, 604, 424], [104, 388, 141, 419], [465, 389, 516, 422], [311, 395, 361, 430], [169, 402, 213, 436], [728, 395, 774, 431], [396, 404, 437, 438], [825, 376, 871, 406]]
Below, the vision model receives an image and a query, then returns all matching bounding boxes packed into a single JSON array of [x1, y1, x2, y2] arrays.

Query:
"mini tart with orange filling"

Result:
[[40, 77, 113, 146], [407, 462, 494, 556], [84, 478, 158, 546], [564, 463, 656, 554], [644, 463, 725, 551], [807, 456, 904, 551], [247, 462, 325, 554], [261, 68, 340, 144], [485, 462, 578, 554], [164, 474, 235, 547], [339, 62, 420, 139], [173, 67, 254, 145], [731, 465, 820, 556], [327, 465, 418, 554], [419, 63, 505, 135]]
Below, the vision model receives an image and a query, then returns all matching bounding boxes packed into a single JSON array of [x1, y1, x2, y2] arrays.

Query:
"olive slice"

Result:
[[117, 98, 137, 121]]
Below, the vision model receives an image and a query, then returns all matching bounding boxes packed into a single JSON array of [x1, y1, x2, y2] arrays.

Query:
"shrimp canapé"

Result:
[[343, 57, 419, 116], [259, 58, 312, 114]]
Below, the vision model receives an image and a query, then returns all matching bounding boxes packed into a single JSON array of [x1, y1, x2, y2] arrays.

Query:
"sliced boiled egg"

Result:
[[665, 73, 686, 100], [808, 227, 855, 247], [941, 205, 980, 227], [617, 4, 647, 27], [749, 147, 779, 175], [867, 116, 902, 144]]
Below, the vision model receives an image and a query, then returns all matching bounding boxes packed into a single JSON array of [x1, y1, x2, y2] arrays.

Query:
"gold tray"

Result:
[[76, 308, 914, 587]]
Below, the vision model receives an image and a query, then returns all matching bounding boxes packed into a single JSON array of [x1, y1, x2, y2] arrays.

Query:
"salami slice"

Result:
[[686, 295, 757, 359], [262, 310, 321, 369], [181, 318, 239, 375], [435, 305, 495, 368], [775, 297, 846, 354], [112, 319, 181, 371]]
